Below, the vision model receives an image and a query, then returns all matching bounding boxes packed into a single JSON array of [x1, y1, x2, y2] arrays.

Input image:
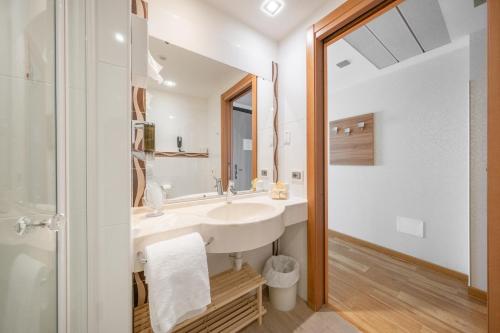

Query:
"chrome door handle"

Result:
[[16, 213, 65, 236]]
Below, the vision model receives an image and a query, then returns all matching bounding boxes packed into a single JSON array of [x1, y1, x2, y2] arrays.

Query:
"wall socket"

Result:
[[291, 170, 303, 183], [396, 216, 424, 238], [260, 169, 269, 177]]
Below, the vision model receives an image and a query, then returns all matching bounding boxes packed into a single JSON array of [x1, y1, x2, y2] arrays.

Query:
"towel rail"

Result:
[[136, 236, 214, 264]]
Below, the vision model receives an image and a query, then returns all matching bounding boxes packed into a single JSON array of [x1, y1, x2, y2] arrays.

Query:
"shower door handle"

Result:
[[234, 164, 238, 180], [16, 213, 65, 236]]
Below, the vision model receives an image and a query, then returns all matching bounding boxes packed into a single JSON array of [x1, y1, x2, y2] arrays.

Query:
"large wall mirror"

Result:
[[132, 36, 276, 204]]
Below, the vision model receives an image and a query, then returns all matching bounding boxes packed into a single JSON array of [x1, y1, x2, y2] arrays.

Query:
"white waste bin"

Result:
[[263, 255, 300, 312]]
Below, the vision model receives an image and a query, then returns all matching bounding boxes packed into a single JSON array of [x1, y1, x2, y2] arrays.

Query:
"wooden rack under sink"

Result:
[[133, 264, 266, 333]]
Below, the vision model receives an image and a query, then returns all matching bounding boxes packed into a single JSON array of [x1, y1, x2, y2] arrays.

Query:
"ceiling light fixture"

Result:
[[114, 32, 125, 43], [163, 80, 177, 87], [260, 0, 284, 17]]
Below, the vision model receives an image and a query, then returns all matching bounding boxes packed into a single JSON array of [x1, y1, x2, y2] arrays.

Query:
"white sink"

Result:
[[203, 202, 285, 253], [132, 195, 308, 271], [206, 203, 279, 224]]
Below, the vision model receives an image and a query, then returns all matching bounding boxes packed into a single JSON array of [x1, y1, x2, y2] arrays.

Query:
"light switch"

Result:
[[284, 131, 291, 145]]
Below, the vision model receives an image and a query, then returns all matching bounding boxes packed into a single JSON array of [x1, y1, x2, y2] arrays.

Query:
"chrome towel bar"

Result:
[[136, 237, 214, 264]]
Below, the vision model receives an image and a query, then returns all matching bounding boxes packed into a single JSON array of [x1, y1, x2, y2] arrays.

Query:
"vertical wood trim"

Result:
[[306, 27, 326, 311], [221, 74, 258, 188], [221, 96, 231, 189], [488, 0, 500, 330], [252, 75, 258, 181]]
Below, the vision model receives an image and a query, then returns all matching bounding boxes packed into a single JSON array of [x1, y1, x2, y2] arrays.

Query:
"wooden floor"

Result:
[[242, 296, 359, 333], [329, 235, 488, 333]]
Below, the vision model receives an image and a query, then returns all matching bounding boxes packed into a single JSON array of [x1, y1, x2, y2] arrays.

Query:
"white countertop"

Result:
[[132, 193, 307, 272]]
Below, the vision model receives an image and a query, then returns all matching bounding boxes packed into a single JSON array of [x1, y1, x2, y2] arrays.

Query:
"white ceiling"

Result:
[[202, 0, 331, 41], [149, 36, 247, 98], [327, 0, 486, 91]]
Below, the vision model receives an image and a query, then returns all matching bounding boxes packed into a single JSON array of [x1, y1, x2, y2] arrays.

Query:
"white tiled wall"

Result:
[[89, 0, 132, 332]]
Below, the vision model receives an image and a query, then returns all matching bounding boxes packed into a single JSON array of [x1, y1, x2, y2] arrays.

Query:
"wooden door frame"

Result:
[[306, 1, 500, 331], [221, 74, 258, 189]]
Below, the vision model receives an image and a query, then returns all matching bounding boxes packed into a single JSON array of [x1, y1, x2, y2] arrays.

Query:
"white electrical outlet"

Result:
[[397, 216, 424, 238]]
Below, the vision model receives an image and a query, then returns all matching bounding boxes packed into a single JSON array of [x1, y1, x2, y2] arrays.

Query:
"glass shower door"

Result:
[[0, 0, 59, 332]]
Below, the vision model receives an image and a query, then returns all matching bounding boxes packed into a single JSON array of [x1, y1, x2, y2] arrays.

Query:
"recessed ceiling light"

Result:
[[163, 80, 177, 87], [260, 0, 284, 17], [114, 32, 125, 43]]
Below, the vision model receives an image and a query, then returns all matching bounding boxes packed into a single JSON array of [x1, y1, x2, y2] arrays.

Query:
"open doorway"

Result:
[[306, 0, 500, 331]]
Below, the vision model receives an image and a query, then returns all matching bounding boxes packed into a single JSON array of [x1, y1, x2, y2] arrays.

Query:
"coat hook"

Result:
[[357, 121, 365, 130], [344, 128, 351, 135]]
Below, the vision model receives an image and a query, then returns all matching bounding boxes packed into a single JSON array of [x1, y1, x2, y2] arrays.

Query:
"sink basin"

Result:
[[206, 203, 279, 224], [203, 202, 285, 253]]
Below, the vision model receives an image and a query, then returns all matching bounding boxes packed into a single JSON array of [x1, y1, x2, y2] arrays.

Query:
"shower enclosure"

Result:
[[0, 0, 88, 332]]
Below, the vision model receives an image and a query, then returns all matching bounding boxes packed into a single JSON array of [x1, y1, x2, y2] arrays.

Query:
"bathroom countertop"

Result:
[[132, 194, 307, 236], [132, 194, 307, 272]]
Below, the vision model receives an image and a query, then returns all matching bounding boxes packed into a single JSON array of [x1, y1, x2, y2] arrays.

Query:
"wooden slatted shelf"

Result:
[[134, 264, 266, 333]]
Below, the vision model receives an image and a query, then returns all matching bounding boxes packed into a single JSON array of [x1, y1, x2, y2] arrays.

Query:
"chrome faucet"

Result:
[[226, 180, 237, 203], [214, 176, 223, 195], [212, 169, 223, 196]]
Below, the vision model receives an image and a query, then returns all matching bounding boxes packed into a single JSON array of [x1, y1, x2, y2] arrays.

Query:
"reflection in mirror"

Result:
[[326, 0, 487, 331], [142, 37, 271, 203], [232, 91, 254, 191]]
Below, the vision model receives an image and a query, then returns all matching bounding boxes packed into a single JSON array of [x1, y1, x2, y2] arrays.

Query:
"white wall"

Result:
[[87, 0, 132, 332], [328, 41, 470, 274], [148, 0, 277, 80], [469, 29, 487, 291], [277, 0, 345, 198]]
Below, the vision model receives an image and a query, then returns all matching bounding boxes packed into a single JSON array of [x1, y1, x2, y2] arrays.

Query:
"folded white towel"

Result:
[[144, 233, 211, 333]]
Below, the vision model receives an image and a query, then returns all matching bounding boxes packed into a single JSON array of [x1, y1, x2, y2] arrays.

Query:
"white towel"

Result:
[[144, 233, 211, 333]]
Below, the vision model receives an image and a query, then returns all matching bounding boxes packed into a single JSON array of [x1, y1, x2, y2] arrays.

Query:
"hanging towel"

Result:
[[144, 233, 211, 333]]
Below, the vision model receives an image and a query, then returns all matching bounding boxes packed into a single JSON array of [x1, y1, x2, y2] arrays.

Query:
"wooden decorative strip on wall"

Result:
[[154, 151, 209, 158], [132, 86, 147, 207], [329, 113, 374, 165], [272, 62, 279, 182], [132, 0, 148, 19]]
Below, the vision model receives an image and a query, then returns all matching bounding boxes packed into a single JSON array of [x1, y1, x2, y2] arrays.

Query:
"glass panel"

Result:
[[0, 1, 57, 332]]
